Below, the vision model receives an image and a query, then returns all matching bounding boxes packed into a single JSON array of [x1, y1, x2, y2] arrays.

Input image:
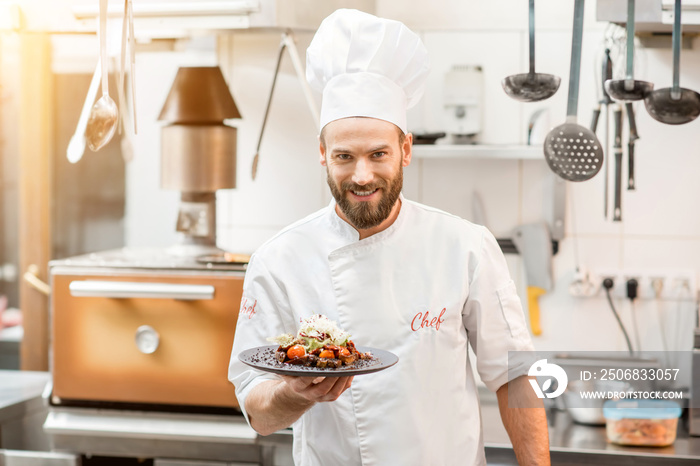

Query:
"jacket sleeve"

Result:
[[461, 226, 535, 392], [228, 253, 293, 424]]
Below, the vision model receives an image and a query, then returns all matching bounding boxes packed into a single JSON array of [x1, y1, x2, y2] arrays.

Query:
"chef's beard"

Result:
[[327, 166, 403, 230]]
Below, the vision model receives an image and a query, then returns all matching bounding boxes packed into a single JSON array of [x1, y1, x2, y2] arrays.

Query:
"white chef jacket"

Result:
[[228, 195, 535, 466]]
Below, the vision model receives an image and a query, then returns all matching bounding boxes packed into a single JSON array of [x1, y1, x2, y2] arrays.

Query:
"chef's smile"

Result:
[[349, 188, 379, 200], [347, 185, 381, 203], [319, 117, 413, 233]]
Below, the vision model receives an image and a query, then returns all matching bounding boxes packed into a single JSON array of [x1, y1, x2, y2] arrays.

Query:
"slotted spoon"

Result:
[[544, 0, 604, 182]]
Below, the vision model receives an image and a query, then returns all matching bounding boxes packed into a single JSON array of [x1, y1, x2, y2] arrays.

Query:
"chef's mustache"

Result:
[[340, 180, 387, 193]]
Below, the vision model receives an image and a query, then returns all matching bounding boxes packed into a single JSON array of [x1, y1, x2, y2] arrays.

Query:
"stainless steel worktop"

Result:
[[4, 371, 700, 465], [481, 400, 700, 465], [0, 370, 49, 422], [0, 370, 51, 451]]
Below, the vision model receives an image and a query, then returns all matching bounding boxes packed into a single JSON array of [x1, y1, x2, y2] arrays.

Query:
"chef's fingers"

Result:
[[315, 376, 353, 402]]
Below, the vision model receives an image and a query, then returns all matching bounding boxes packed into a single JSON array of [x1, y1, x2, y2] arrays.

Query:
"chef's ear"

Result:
[[318, 134, 327, 167], [402, 132, 413, 167]]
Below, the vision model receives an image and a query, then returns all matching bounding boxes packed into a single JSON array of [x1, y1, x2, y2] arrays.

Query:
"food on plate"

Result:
[[268, 314, 373, 368]]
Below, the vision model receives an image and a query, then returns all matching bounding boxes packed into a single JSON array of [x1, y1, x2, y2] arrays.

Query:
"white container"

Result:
[[443, 65, 483, 141], [603, 400, 682, 447]]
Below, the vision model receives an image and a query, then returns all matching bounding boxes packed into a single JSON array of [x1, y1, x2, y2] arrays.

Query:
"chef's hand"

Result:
[[246, 376, 354, 436], [281, 375, 354, 403]]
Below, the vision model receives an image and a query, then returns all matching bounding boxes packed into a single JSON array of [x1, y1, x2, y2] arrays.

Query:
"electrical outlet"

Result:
[[661, 270, 696, 300], [587, 269, 696, 301], [591, 269, 625, 299]]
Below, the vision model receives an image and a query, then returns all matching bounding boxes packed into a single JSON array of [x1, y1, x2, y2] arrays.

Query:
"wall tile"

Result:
[[420, 31, 523, 144], [417, 158, 521, 238]]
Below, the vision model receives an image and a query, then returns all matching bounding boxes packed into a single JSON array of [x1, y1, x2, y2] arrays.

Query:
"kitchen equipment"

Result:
[[527, 108, 549, 145], [117, 0, 127, 138], [85, 0, 118, 152], [511, 223, 553, 336], [443, 65, 482, 142], [128, 0, 137, 133], [604, 0, 654, 101], [66, 61, 101, 163], [603, 400, 681, 446], [49, 248, 245, 410], [593, 48, 614, 218], [502, 0, 560, 102], [413, 132, 446, 145], [691, 328, 700, 436], [252, 37, 286, 180], [612, 105, 623, 221], [543, 0, 604, 182], [157, 66, 241, 256], [626, 102, 639, 190], [644, 0, 700, 125], [471, 191, 488, 227], [563, 379, 631, 425]]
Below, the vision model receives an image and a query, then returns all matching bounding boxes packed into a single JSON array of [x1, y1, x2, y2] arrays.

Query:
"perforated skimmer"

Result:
[[544, 0, 604, 182]]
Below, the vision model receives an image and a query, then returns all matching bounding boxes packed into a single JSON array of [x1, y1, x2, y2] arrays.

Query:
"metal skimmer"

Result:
[[544, 0, 603, 182]]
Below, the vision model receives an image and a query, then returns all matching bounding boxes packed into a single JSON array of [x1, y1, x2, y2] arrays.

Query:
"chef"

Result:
[[229, 8, 550, 466]]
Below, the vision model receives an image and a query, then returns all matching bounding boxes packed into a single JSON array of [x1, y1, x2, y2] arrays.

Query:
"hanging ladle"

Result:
[[543, 0, 603, 182], [86, 0, 119, 152], [502, 0, 560, 102], [644, 0, 700, 125], [604, 0, 653, 101]]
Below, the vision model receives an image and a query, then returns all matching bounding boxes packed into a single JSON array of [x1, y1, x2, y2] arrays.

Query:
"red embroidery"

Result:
[[411, 308, 446, 331], [240, 298, 257, 319]]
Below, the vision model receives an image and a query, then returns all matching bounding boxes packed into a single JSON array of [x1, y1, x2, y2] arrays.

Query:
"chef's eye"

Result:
[[372, 151, 387, 158], [336, 153, 352, 160]]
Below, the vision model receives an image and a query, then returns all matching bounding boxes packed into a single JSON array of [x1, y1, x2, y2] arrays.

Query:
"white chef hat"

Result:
[[306, 9, 430, 134]]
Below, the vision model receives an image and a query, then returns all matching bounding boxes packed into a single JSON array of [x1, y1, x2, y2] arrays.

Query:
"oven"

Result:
[[49, 248, 244, 411]]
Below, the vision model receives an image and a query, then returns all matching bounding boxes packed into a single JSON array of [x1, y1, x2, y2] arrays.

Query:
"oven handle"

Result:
[[69, 280, 215, 300]]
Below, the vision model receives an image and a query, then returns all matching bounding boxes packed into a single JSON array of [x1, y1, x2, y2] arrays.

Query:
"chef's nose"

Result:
[[352, 158, 374, 185]]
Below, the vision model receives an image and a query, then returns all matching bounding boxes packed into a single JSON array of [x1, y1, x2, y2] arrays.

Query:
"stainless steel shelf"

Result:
[[411, 144, 543, 160]]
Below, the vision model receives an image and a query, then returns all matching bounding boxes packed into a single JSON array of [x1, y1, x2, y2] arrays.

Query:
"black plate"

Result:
[[238, 345, 399, 377]]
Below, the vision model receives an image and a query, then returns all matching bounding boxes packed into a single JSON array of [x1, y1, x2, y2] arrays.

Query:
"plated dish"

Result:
[[238, 345, 398, 377]]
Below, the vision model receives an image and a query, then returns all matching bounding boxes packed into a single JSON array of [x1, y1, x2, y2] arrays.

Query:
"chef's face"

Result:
[[320, 117, 412, 231]]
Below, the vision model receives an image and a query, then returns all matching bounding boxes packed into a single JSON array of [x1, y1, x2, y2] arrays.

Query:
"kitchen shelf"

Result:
[[412, 144, 543, 160]]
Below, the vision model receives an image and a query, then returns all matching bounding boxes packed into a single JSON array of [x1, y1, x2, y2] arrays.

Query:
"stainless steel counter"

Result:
[[0, 370, 51, 451], [5, 371, 700, 465], [481, 401, 700, 465]]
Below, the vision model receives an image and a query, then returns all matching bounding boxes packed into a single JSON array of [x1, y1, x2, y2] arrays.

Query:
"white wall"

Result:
[[124, 0, 700, 360]]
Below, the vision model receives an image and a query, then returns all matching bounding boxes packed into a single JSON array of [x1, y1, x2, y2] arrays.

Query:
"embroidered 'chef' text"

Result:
[[411, 308, 446, 331], [240, 298, 257, 319]]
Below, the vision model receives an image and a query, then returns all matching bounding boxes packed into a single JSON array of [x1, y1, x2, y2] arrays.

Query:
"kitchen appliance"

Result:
[[443, 65, 482, 143], [157, 66, 241, 257], [49, 248, 245, 411]]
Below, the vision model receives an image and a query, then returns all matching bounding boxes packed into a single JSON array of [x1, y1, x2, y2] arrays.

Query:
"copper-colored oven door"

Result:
[[51, 272, 243, 409]]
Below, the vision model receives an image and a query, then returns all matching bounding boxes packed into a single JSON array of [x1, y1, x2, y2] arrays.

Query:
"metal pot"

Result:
[[562, 379, 631, 425]]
